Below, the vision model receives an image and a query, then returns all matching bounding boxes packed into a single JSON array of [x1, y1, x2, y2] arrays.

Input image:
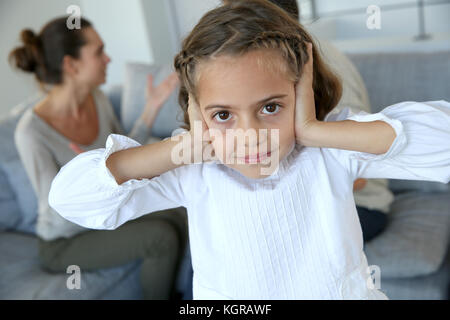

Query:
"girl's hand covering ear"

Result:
[[187, 94, 217, 163], [294, 42, 318, 145]]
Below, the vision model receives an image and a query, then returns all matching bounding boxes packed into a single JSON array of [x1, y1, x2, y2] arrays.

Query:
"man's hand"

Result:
[[294, 42, 318, 145]]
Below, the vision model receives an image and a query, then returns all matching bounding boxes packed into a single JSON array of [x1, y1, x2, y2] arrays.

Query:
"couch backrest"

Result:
[[0, 94, 43, 233], [348, 51, 450, 113], [348, 51, 450, 193]]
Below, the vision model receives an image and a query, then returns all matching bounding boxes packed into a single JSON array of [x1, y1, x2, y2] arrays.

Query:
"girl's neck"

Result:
[[45, 79, 92, 121]]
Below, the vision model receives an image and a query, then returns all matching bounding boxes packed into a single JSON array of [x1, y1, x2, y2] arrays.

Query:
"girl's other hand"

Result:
[[294, 42, 318, 145]]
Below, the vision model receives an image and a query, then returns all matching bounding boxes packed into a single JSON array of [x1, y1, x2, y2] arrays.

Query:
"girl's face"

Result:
[[196, 49, 296, 179], [71, 27, 111, 88]]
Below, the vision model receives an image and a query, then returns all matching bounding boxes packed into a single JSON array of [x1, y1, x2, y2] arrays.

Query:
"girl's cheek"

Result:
[[210, 133, 232, 162]]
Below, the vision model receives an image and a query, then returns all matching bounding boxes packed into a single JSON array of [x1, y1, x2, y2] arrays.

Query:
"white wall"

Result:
[[167, 0, 450, 54], [170, 0, 221, 42], [304, 0, 450, 53], [0, 0, 81, 117], [0, 0, 154, 117], [80, 0, 153, 87]]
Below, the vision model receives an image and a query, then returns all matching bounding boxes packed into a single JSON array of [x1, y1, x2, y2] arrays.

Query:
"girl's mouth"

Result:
[[237, 151, 272, 163]]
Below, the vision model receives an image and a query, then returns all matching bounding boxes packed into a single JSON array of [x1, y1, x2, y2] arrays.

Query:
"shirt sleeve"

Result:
[[48, 133, 188, 230], [323, 100, 450, 183]]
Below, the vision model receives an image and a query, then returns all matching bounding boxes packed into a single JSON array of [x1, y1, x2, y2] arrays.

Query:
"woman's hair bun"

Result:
[[8, 28, 42, 73], [21, 29, 39, 45]]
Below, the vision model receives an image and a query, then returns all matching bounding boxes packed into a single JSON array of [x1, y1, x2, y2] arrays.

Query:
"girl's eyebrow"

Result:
[[204, 94, 288, 111]]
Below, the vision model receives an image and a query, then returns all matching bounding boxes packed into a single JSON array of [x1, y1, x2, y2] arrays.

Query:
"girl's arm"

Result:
[[298, 119, 396, 155], [106, 92, 215, 185], [49, 94, 215, 230], [296, 43, 450, 184], [106, 132, 190, 185]]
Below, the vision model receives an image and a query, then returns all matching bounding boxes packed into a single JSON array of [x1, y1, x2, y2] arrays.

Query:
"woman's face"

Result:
[[72, 27, 111, 87], [196, 49, 296, 179]]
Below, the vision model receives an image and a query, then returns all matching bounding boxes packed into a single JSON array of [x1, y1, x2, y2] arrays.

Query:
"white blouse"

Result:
[[49, 100, 450, 299]]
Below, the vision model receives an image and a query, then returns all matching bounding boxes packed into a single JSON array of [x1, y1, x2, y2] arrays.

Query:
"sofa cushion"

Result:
[[0, 166, 22, 231], [365, 191, 450, 278], [0, 95, 42, 234], [2, 159, 37, 234], [0, 231, 142, 299], [0, 198, 21, 231], [120, 62, 185, 139], [381, 248, 450, 300]]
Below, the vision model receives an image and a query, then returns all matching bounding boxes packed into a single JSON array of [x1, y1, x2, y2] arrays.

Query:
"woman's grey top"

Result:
[[14, 88, 161, 241]]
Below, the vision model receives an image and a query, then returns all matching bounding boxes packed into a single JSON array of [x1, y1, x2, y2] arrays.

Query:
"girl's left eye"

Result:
[[261, 103, 281, 114]]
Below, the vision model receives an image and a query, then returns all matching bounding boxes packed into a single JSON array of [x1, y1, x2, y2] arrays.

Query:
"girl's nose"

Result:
[[237, 116, 265, 147]]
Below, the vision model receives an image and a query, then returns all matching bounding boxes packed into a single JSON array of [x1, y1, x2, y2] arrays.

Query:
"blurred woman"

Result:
[[9, 16, 187, 300]]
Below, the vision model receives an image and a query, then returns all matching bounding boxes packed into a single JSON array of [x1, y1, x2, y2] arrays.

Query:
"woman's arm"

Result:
[[139, 72, 179, 128]]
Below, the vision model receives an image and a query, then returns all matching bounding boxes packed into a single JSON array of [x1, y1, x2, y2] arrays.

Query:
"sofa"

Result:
[[0, 51, 449, 300]]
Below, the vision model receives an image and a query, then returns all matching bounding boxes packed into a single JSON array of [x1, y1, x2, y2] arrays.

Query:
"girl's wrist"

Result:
[[296, 120, 322, 147]]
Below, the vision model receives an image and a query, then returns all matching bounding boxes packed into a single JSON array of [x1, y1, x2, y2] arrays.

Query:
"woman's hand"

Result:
[[294, 42, 318, 145], [187, 94, 217, 163], [69, 142, 85, 155], [140, 72, 180, 128]]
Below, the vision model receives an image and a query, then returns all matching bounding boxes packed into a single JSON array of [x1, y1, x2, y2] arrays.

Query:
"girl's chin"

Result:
[[223, 161, 279, 179]]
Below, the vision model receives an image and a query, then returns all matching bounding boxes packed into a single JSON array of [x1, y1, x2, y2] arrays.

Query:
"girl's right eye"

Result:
[[213, 111, 232, 123]]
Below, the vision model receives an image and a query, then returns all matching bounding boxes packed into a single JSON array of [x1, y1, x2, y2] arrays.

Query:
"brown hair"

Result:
[[174, 0, 342, 130], [9, 16, 92, 85]]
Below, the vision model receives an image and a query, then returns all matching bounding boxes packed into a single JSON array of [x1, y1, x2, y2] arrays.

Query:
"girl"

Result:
[[49, 1, 450, 299], [11, 16, 186, 299]]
